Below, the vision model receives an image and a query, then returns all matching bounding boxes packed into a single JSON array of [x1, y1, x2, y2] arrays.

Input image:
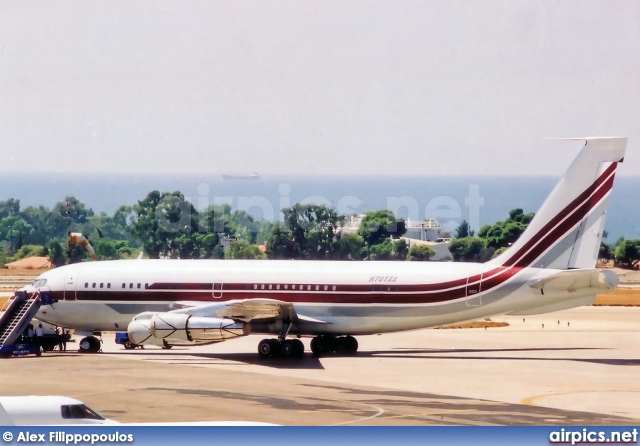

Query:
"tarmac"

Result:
[[1, 305, 638, 425]]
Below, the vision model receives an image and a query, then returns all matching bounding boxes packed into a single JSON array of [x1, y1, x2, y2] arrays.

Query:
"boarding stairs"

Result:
[[0, 290, 42, 348]]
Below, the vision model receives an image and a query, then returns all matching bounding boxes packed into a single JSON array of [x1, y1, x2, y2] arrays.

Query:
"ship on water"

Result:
[[221, 172, 260, 180]]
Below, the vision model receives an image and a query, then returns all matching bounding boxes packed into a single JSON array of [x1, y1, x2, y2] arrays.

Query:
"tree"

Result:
[[93, 238, 136, 260], [368, 238, 408, 261], [267, 203, 343, 260], [335, 233, 367, 260], [454, 220, 474, 238], [227, 240, 266, 259], [0, 198, 20, 220], [131, 191, 199, 258], [357, 210, 406, 247], [614, 239, 640, 268], [48, 238, 66, 267], [598, 242, 613, 264], [265, 223, 299, 259], [407, 244, 436, 261], [477, 208, 533, 250], [448, 236, 485, 262]]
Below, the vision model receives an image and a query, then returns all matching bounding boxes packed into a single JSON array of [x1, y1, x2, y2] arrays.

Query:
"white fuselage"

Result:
[[28, 258, 590, 337]]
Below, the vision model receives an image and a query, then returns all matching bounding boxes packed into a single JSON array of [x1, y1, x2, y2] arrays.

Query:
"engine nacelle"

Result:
[[128, 312, 250, 346]]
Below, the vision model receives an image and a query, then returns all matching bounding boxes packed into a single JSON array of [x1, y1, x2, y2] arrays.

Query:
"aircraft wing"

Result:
[[179, 299, 329, 324], [528, 269, 618, 292]]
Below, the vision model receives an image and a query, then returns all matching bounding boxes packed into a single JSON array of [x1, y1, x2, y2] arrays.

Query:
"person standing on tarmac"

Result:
[[35, 323, 44, 346]]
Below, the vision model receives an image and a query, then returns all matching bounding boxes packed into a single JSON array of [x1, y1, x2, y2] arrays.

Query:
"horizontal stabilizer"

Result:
[[507, 295, 597, 316], [528, 269, 618, 292]]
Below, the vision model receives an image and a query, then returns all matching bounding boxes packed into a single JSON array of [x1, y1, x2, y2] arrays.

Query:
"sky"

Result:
[[1, 1, 639, 176]]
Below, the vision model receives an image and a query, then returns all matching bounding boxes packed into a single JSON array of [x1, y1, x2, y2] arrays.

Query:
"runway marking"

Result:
[[329, 402, 385, 426], [522, 389, 640, 407]]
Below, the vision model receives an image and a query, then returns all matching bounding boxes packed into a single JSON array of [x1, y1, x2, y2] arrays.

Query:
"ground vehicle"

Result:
[[114, 332, 142, 349], [0, 341, 43, 358]]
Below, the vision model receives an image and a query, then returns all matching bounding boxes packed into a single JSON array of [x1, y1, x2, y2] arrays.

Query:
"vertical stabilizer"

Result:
[[490, 137, 626, 270]]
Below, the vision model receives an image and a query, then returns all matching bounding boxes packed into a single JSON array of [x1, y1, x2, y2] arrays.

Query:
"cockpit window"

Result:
[[60, 404, 105, 420], [31, 279, 47, 288]]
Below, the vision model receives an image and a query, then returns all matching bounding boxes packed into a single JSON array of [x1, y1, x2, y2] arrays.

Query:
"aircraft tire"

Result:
[[345, 336, 358, 354], [123, 341, 136, 350], [335, 336, 348, 356], [79, 336, 101, 353], [311, 336, 336, 356], [310, 337, 323, 356], [291, 339, 304, 357], [280, 339, 304, 358], [258, 338, 280, 358]]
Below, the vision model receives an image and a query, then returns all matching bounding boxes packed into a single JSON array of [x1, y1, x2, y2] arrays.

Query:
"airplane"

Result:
[[13, 137, 626, 358], [0, 396, 276, 425]]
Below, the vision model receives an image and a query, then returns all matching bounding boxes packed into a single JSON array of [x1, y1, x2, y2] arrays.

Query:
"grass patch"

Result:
[[438, 321, 510, 329]]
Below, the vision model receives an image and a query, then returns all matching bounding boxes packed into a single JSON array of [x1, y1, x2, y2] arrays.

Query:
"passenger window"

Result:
[[129, 283, 133, 289], [122, 283, 126, 289], [332, 285, 336, 291], [268, 284, 272, 290], [84, 283, 88, 288], [137, 283, 141, 289], [100, 283, 103, 289], [92, 283, 96, 288], [107, 283, 111, 289], [315, 285, 319, 291]]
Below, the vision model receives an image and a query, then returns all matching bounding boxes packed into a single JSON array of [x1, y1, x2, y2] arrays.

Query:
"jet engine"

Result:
[[127, 312, 250, 346]]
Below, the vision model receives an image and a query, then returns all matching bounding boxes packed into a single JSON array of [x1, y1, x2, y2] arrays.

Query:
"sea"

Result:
[[1, 173, 638, 241]]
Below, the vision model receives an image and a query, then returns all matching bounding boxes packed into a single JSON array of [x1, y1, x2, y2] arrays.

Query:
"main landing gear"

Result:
[[310, 335, 358, 356], [258, 338, 304, 358], [256, 335, 359, 359]]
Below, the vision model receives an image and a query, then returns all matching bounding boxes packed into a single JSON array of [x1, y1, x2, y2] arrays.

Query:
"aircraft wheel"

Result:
[[334, 337, 349, 355], [311, 336, 335, 356], [279, 339, 304, 358], [280, 340, 294, 357], [123, 341, 136, 350], [291, 339, 305, 357], [79, 336, 101, 353], [258, 339, 280, 358], [310, 337, 323, 356], [345, 336, 358, 354]]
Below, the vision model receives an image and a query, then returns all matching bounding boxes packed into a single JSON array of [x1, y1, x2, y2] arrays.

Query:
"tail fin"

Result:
[[490, 137, 626, 270]]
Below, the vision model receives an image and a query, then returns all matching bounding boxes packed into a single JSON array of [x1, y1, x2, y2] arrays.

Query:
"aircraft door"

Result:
[[212, 283, 223, 299], [64, 274, 77, 301], [465, 274, 482, 307]]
